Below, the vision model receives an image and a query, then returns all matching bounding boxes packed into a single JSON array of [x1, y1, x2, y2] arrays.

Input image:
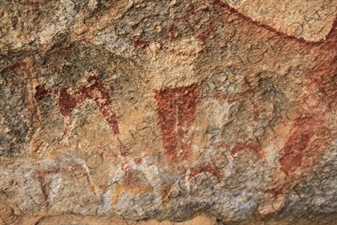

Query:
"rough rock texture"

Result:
[[1, 0, 337, 224]]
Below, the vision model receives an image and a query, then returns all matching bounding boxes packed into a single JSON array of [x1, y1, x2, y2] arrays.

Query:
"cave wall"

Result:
[[1, 0, 337, 224]]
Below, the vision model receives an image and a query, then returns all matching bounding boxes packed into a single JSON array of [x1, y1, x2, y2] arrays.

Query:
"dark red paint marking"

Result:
[[35, 85, 50, 101], [59, 88, 84, 117], [214, 0, 309, 45], [279, 116, 331, 175], [36, 76, 119, 135], [134, 158, 142, 165], [231, 137, 264, 160], [36, 165, 95, 208], [35, 77, 119, 135], [81, 76, 119, 134], [96, 145, 117, 161], [216, 142, 229, 149], [1, 61, 27, 73], [27, 0, 39, 11], [196, 25, 214, 41], [169, 24, 178, 42], [121, 161, 136, 184], [131, 37, 150, 49], [118, 137, 129, 157], [249, 98, 260, 121], [276, 14, 337, 178], [208, 0, 337, 196], [188, 163, 221, 183], [155, 84, 199, 163], [177, 3, 195, 21], [214, 90, 252, 103], [36, 170, 52, 207], [130, 0, 337, 211], [204, 1, 331, 191]]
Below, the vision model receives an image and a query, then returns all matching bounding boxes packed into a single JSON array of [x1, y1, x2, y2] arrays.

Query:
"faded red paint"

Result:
[[213, 77, 259, 121], [213, 0, 309, 44], [204, 4, 336, 213], [196, 25, 214, 41], [231, 138, 264, 160], [36, 169, 53, 207], [134, 158, 142, 165], [35, 76, 120, 134], [188, 163, 221, 183], [280, 116, 314, 175], [35, 85, 50, 101], [169, 24, 178, 42], [216, 142, 229, 149], [155, 84, 199, 163], [36, 164, 95, 208], [59, 88, 83, 117], [1, 61, 27, 73], [36, 76, 119, 135], [118, 137, 129, 157], [250, 98, 260, 121], [121, 161, 136, 184], [177, 3, 195, 21], [276, 17, 337, 178], [207, 1, 337, 204], [27, 0, 39, 11], [198, 6, 335, 214], [96, 145, 117, 161], [131, 37, 150, 49], [81, 76, 119, 134], [28, 0, 337, 212]]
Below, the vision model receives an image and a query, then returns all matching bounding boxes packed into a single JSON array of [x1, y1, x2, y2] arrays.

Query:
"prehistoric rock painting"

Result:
[[36, 163, 96, 208], [1, 0, 337, 224], [35, 76, 120, 137], [155, 84, 199, 163]]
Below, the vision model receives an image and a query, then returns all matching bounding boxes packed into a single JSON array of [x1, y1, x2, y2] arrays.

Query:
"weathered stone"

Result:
[[1, 0, 337, 224]]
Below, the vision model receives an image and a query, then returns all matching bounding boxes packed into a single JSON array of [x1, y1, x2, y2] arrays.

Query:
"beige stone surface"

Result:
[[33, 215, 217, 225], [223, 0, 337, 41]]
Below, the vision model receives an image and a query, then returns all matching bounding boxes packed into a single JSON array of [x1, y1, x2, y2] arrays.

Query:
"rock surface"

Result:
[[1, 0, 337, 224]]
